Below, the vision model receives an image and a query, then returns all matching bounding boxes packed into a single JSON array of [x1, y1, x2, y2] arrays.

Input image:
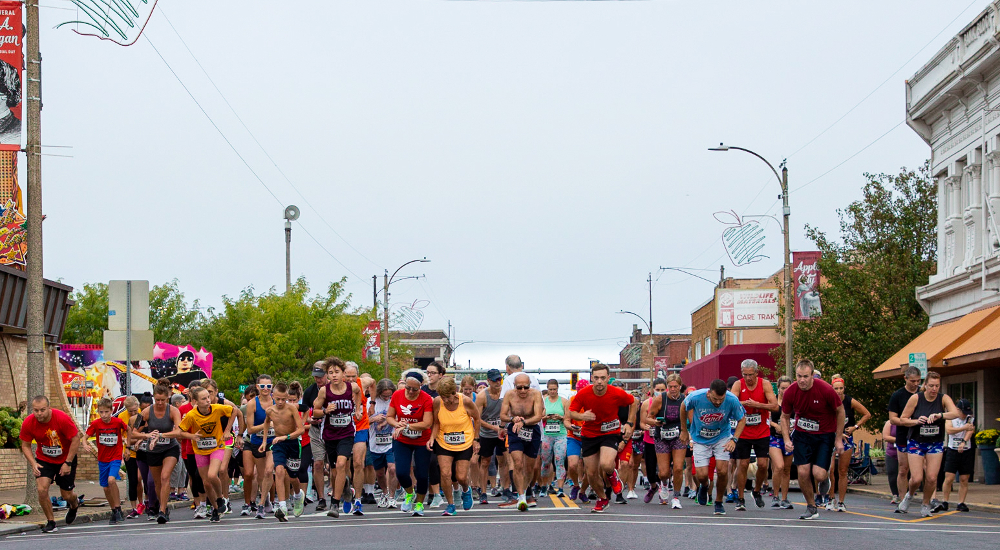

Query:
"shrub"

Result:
[[974, 428, 999, 447], [0, 407, 22, 448]]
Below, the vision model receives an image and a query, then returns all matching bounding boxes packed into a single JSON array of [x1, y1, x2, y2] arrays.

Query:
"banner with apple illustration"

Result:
[[793, 251, 822, 320]]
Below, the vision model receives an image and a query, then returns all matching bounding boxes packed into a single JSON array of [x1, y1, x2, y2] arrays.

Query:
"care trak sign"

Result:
[[715, 288, 780, 329]]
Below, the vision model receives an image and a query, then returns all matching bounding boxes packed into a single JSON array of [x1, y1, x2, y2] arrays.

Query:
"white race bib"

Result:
[[98, 433, 119, 446], [729, 419, 738, 429], [660, 426, 680, 440], [443, 432, 466, 445], [266, 427, 276, 437], [41, 445, 62, 458], [517, 427, 534, 441], [196, 437, 218, 450], [487, 418, 502, 427], [699, 427, 721, 439], [328, 415, 351, 427], [745, 414, 761, 426], [600, 419, 621, 433], [570, 425, 582, 437], [374, 433, 393, 446], [919, 425, 940, 437], [286, 458, 301, 471], [402, 428, 422, 439], [544, 420, 562, 434], [797, 418, 820, 432], [137, 440, 149, 452]]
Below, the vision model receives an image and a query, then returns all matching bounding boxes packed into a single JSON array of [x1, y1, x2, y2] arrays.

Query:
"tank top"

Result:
[[144, 405, 179, 453], [322, 383, 356, 441], [479, 391, 503, 439], [656, 394, 683, 441], [738, 379, 770, 439], [910, 392, 945, 444], [435, 394, 475, 451], [249, 396, 275, 445], [354, 380, 370, 431], [770, 407, 781, 438], [369, 397, 393, 453], [542, 396, 567, 437], [843, 395, 855, 432]]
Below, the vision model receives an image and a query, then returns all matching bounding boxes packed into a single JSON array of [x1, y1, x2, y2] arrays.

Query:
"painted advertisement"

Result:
[[0, 1, 21, 151], [363, 320, 381, 363], [716, 288, 779, 329], [793, 251, 822, 320]]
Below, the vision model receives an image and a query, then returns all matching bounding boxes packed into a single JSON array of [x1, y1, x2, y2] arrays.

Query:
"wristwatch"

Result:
[[624, 421, 634, 427]]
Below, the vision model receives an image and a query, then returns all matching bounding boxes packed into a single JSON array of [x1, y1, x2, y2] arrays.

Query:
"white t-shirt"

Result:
[[499, 372, 540, 398], [947, 418, 972, 450]]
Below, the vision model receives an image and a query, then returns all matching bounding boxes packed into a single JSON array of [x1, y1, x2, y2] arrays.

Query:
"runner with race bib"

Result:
[[500, 373, 545, 511], [387, 371, 435, 517], [681, 379, 745, 516], [430, 377, 482, 516]]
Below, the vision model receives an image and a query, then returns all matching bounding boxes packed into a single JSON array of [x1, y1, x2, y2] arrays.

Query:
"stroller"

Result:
[[847, 442, 876, 485]]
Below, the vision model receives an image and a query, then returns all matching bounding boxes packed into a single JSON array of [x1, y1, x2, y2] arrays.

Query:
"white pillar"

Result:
[[965, 164, 983, 266], [945, 175, 964, 274]]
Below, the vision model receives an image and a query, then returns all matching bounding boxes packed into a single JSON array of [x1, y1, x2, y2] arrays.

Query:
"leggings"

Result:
[[124, 457, 139, 502], [428, 451, 441, 487], [393, 440, 431, 495], [642, 440, 660, 486], [885, 453, 899, 497], [137, 459, 158, 511], [183, 453, 205, 498], [540, 435, 567, 480]]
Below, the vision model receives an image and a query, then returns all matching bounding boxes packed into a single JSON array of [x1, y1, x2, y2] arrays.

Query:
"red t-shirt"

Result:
[[568, 385, 635, 439], [781, 379, 843, 435], [20, 408, 79, 464], [86, 416, 128, 463], [300, 409, 312, 447], [178, 402, 194, 458], [389, 389, 433, 446]]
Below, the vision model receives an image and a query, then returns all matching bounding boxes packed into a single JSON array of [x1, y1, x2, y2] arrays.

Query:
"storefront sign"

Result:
[[716, 288, 779, 328]]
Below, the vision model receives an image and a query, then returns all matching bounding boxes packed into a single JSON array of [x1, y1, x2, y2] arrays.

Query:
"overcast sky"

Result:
[[35, 0, 984, 374]]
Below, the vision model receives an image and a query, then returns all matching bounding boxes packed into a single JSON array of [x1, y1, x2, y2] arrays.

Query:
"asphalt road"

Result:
[[3, 492, 996, 549]]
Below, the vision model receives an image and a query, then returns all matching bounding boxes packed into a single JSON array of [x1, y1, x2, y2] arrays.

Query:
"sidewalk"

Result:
[[847, 472, 1000, 513]]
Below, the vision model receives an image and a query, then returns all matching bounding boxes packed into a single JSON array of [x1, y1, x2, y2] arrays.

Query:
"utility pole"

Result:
[[782, 166, 793, 378], [373, 275, 377, 310], [284, 219, 291, 293], [647, 272, 654, 385], [24, 0, 43, 508], [382, 270, 389, 379]]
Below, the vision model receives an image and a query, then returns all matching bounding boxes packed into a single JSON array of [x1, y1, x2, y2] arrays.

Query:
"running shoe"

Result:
[[615, 493, 628, 505], [401, 492, 415, 514], [591, 498, 609, 513], [890, 495, 900, 505], [957, 502, 970, 512], [517, 497, 528, 512], [315, 498, 327, 512], [254, 505, 264, 520], [109, 510, 119, 525], [351, 499, 364, 516], [479, 491, 489, 506], [462, 488, 474, 511], [527, 496, 537, 508], [930, 500, 946, 514], [293, 492, 305, 517], [136, 501, 146, 515], [343, 498, 351, 515], [263, 499, 273, 515], [412, 502, 425, 517], [41, 521, 57, 533], [920, 505, 931, 518], [779, 499, 794, 510], [556, 488, 565, 498], [195, 504, 209, 519], [837, 502, 847, 513], [386, 494, 399, 509], [240, 503, 250, 516], [714, 502, 726, 515], [225, 499, 232, 514], [442, 504, 456, 516], [671, 497, 682, 509], [896, 493, 912, 514], [569, 486, 580, 501], [626, 489, 638, 500], [735, 498, 746, 511], [825, 498, 836, 511], [752, 491, 765, 509], [275, 506, 287, 522], [126, 509, 141, 519], [658, 484, 670, 503], [696, 484, 708, 506], [430, 492, 444, 509], [210, 509, 221, 523], [799, 505, 820, 520], [644, 484, 658, 504], [156, 512, 167, 524], [65, 504, 79, 525], [326, 504, 340, 518], [771, 496, 781, 508], [725, 489, 737, 503], [608, 470, 624, 495], [579, 492, 590, 504], [499, 496, 519, 508]]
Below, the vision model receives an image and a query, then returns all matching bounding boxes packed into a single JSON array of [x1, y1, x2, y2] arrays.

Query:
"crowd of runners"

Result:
[[18, 354, 977, 533]]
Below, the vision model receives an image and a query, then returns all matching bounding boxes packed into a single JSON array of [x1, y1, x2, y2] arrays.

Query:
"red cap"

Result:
[[576, 379, 590, 391]]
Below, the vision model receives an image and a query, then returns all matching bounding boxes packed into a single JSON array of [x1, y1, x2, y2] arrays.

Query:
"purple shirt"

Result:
[[321, 383, 356, 441]]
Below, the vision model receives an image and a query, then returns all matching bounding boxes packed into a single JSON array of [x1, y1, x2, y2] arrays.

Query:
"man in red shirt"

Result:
[[568, 364, 637, 513], [780, 359, 845, 520], [19, 395, 82, 533], [730, 359, 779, 510]]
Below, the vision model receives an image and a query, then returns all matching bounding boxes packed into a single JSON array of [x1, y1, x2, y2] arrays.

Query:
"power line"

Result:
[[293, 220, 366, 282], [791, 121, 905, 194]]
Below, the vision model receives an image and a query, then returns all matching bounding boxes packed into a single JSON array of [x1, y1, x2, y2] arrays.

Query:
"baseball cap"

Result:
[[311, 364, 326, 377], [487, 369, 503, 382], [955, 398, 973, 414]]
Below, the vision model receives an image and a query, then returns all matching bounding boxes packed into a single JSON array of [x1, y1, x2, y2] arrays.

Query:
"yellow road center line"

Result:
[[561, 497, 579, 508], [549, 495, 565, 508]]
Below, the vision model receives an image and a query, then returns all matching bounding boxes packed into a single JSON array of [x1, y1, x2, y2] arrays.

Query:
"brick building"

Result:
[[615, 326, 691, 389]]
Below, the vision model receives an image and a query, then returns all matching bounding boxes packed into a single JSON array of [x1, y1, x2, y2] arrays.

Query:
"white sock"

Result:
[[364, 484, 375, 494]]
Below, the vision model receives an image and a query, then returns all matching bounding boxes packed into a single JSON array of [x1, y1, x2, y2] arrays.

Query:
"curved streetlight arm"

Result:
[[709, 144, 785, 192], [376, 274, 425, 297], [450, 340, 474, 366], [617, 310, 651, 333], [390, 257, 430, 284], [658, 266, 718, 286]]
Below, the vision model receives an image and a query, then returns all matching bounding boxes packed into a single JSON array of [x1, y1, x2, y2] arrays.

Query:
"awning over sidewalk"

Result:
[[679, 343, 779, 389], [873, 303, 1000, 378]]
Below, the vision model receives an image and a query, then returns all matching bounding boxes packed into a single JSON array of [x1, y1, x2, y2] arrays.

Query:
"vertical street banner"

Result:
[[0, 0, 22, 151], [363, 320, 382, 363], [793, 251, 822, 320]]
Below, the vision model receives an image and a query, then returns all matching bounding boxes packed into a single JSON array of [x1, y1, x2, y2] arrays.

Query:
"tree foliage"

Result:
[[63, 280, 204, 345], [794, 162, 937, 427]]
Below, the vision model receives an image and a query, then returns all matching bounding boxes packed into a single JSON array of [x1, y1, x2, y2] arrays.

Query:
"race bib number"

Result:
[[286, 459, 301, 471], [729, 419, 738, 429], [487, 418, 502, 427], [632, 428, 644, 440], [98, 433, 119, 446], [745, 414, 761, 426], [544, 420, 561, 434], [600, 419, 621, 433], [137, 440, 149, 452], [328, 415, 351, 427], [919, 425, 940, 437], [40, 445, 62, 458], [266, 427, 276, 437], [570, 425, 582, 437], [196, 437, 218, 450], [402, 428, 422, 439], [517, 427, 534, 441], [374, 433, 393, 446], [443, 432, 466, 445], [699, 427, 721, 439], [797, 418, 820, 432], [660, 426, 680, 440]]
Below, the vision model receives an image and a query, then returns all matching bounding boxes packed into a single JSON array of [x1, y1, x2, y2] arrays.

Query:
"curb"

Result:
[[847, 485, 1000, 513]]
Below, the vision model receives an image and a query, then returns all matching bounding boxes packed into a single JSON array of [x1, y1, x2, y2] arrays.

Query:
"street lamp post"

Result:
[[709, 144, 792, 378], [450, 340, 474, 367], [382, 258, 431, 378], [618, 310, 655, 386]]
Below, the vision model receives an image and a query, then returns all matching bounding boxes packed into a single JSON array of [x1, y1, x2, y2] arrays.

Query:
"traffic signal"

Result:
[[570, 372, 579, 387]]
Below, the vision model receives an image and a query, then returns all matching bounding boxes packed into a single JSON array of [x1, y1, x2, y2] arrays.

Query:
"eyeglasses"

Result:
[[515, 385, 530, 390], [258, 384, 272, 389]]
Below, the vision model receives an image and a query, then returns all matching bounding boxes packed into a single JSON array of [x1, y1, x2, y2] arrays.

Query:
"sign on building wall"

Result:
[[793, 251, 822, 320], [716, 288, 779, 328]]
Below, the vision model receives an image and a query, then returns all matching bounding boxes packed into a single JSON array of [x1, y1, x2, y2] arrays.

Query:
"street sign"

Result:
[[239, 384, 249, 394], [104, 330, 154, 361], [908, 352, 928, 379], [108, 280, 149, 330]]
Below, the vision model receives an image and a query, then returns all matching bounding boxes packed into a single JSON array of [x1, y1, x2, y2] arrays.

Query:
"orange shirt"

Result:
[[354, 380, 370, 431]]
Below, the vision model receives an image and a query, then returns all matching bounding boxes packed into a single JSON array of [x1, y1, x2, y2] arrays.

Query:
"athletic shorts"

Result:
[[98, 460, 122, 487], [354, 430, 369, 445], [478, 437, 507, 458], [943, 447, 975, 477], [733, 436, 770, 460], [324, 437, 354, 461], [567, 437, 582, 457], [144, 446, 180, 467], [895, 440, 909, 453], [37, 457, 77, 491], [692, 440, 730, 468], [250, 441, 272, 459], [506, 424, 541, 459], [617, 442, 633, 463], [194, 449, 226, 468], [367, 449, 395, 470], [581, 434, 622, 458], [271, 439, 302, 473], [655, 438, 686, 453], [768, 435, 792, 457], [432, 441, 474, 461], [842, 435, 856, 452], [791, 431, 835, 469], [905, 440, 943, 456], [631, 438, 645, 456], [310, 428, 327, 464]]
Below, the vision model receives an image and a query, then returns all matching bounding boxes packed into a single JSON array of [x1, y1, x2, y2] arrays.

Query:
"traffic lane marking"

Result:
[[793, 502, 960, 523]]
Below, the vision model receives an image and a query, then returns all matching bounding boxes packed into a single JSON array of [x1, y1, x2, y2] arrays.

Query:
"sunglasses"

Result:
[[258, 384, 272, 389], [515, 385, 530, 390]]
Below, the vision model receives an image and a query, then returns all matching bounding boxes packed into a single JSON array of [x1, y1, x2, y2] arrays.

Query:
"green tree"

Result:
[[63, 280, 204, 345], [794, 162, 937, 427]]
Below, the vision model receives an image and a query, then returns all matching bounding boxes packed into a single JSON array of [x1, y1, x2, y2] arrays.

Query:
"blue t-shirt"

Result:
[[683, 388, 744, 445]]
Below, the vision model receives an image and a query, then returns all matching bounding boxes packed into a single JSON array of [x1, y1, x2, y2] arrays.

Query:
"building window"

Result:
[[947, 382, 977, 418], [704, 337, 711, 356], [695, 342, 702, 360]]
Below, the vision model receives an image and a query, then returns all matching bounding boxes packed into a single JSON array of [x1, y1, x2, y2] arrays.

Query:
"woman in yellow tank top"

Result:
[[430, 377, 482, 516]]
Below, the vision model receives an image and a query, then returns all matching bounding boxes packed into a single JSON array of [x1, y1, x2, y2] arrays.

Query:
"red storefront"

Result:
[[679, 343, 780, 389]]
